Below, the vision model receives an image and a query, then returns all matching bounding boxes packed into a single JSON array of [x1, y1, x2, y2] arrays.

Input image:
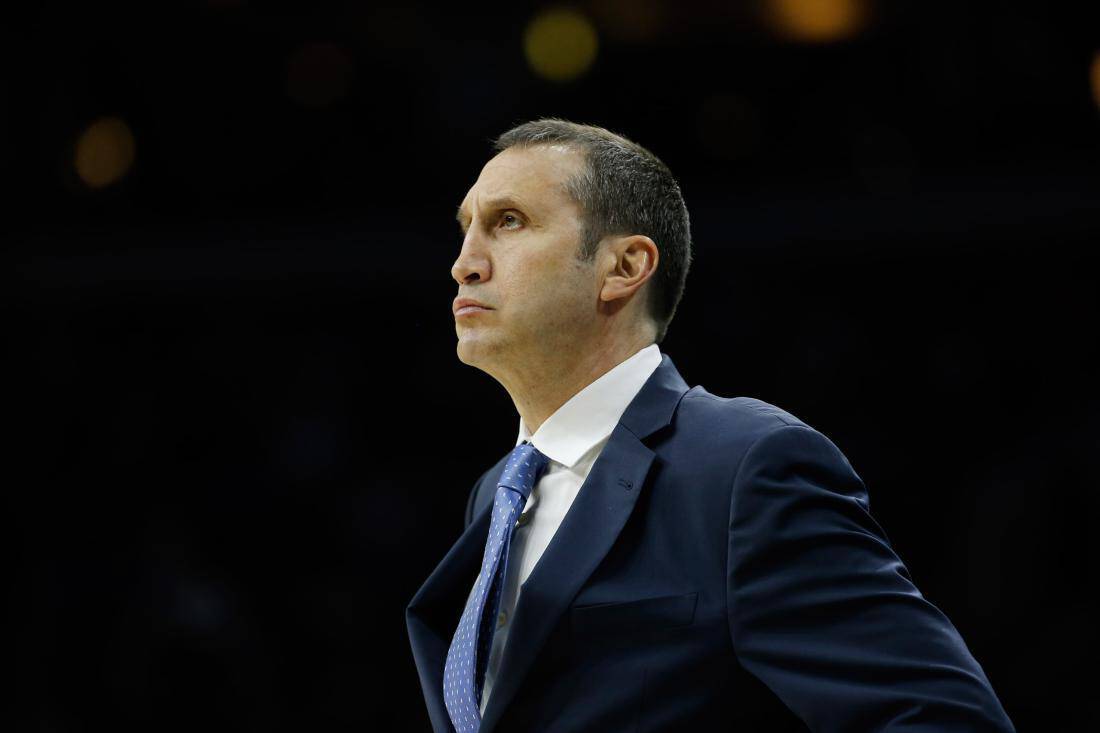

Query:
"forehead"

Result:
[[458, 144, 584, 215]]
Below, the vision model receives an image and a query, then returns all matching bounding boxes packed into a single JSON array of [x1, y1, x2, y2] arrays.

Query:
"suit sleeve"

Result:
[[726, 424, 1014, 732]]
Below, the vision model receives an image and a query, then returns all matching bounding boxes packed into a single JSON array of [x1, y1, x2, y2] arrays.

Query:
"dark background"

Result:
[[8, 1, 1098, 730]]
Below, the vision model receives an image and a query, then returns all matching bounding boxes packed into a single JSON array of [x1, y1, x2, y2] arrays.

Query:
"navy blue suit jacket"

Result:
[[406, 354, 1014, 732]]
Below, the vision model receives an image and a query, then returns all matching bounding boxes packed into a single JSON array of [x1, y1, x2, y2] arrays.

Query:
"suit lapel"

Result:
[[479, 354, 691, 732], [406, 500, 495, 732]]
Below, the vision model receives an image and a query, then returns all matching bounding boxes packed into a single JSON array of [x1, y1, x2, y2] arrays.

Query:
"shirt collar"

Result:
[[515, 343, 663, 468]]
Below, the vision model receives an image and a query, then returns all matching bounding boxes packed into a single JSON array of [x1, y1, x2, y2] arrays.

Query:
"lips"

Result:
[[453, 297, 494, 314]]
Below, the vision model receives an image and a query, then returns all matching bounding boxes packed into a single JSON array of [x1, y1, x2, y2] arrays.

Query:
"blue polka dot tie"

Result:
[[443, 440, 550, 732]]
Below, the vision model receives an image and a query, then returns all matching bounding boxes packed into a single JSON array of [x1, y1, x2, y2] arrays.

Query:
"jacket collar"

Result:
[[516, 343, 663, 469]]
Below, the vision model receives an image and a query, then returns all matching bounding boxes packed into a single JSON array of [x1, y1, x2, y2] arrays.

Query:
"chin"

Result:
[[455, 335, 483, 366], [455, 330, 503, 368]]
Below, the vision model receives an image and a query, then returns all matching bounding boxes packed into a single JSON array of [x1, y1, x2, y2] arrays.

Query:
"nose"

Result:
[[451, 231, 490, 285]]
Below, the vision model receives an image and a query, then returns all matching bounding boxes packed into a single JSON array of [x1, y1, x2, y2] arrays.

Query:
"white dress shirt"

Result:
[[472, 343, 664, 716]]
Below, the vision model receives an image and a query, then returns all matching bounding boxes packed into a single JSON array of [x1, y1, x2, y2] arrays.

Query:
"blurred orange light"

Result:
[[763, 0, 870, 43], [1090, 51, 1100, 110], [74, 117, 136, 189], [524, 8, 599, 82]]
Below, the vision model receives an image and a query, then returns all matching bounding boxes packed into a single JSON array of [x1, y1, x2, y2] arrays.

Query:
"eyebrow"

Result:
[[455, 195, 527, 231]]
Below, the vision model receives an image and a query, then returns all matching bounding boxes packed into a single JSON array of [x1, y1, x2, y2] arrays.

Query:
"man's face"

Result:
[[452, 144, 598, 374]]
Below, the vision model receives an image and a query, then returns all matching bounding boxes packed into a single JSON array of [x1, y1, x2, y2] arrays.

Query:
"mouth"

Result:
[[455, 305, 492, 318], [453, 297, 495, 317]]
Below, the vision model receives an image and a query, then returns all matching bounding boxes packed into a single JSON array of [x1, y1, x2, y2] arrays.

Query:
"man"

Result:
[[406, 118, 1014, 732]]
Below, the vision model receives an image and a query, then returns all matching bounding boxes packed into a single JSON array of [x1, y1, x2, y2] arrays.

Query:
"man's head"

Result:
[[452, 118, 692, 384]]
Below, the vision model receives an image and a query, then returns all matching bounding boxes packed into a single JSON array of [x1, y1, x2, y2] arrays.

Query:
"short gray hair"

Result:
[[492, 118, 692, 345]]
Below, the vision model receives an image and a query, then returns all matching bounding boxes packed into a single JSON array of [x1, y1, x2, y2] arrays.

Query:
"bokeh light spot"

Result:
[[74, 117, 136, 189], [763, 0, 870, 43], [524, 8, 599, 82]]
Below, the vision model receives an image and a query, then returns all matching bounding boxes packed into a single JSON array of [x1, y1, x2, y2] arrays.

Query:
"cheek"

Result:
[[500, 242, 588, 309], [529, 272, 590, 317], [501, 253, 551, 294]]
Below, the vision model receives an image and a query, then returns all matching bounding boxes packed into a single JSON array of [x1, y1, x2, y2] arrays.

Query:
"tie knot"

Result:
[[498, 441, 550, 500]]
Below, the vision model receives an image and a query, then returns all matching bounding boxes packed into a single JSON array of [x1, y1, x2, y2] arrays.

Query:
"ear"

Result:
[[599, 234, 659, 305]]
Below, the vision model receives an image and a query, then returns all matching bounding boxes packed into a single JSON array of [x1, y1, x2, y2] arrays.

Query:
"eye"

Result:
[[500, 212, 522, 230]]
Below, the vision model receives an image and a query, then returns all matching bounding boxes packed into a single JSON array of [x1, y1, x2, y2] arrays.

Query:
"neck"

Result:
[[505, 333, 654, 436]]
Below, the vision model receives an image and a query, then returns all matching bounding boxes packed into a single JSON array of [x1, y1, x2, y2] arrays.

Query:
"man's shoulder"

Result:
[[669, 386, 846, 472], [678, 387, 811, 437], [672, 387, 860, 490]]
